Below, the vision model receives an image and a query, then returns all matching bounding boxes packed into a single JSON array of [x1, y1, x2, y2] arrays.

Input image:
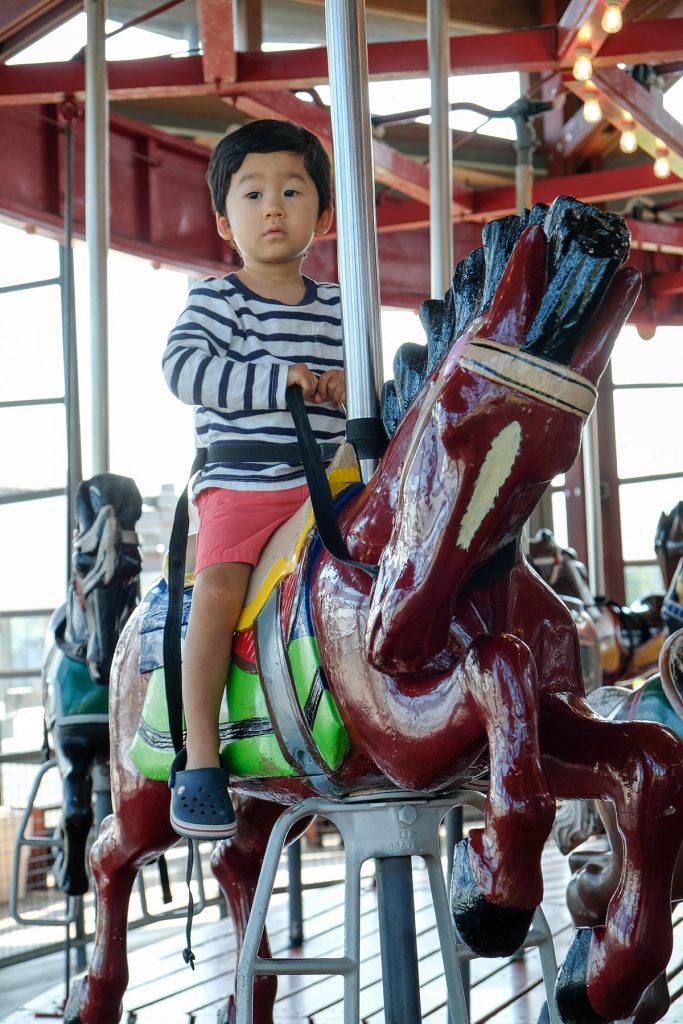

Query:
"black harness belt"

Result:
[[197, 439, 341, 467]]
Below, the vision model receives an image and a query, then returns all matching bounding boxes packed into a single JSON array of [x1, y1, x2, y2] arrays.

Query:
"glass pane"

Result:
[[613, 387, 683, 479], [0, 285, 64, 402], [624, 564, 665, 605], [551, 489, 569, 548], [0, 497, 67, 611], [0, 405, 66, 490], [611, 325, 683, 386], [0, 224, 59, 286], [619, 477, 683, 561]]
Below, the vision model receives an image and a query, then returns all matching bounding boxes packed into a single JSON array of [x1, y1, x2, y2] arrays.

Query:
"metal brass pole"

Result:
[[85, 0, 110, 472], [582, 414, 606, 595], [324, 0, 383, 482], [428, 0, 453, 300]]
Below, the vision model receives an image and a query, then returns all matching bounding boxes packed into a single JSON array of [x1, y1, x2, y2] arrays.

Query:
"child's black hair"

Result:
[[207, 119, 332, 218]]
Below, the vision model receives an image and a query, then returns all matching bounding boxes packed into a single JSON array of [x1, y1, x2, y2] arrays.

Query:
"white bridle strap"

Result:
[[460, 338, 597, 419]]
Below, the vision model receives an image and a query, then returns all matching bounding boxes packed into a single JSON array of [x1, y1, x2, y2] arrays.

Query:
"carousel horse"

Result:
[[65, 197, 683, 1024], [529, 528, 666, 687], [559, 535, 683, 1024], [43, 473, 142, 895]]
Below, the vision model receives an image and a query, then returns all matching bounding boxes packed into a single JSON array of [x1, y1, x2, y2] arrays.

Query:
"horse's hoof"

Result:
[[450, 837, 536, 957], [555, 929, 610, 1024], [63, 976, 86, 1024], [633, 972, 670, 1024]]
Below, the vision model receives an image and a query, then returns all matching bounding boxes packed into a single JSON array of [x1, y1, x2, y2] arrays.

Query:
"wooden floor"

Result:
[[4, 839, 683, 1024]]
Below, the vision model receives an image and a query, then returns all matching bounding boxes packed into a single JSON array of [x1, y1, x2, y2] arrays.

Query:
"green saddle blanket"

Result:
[[129, 576, 350, 781]]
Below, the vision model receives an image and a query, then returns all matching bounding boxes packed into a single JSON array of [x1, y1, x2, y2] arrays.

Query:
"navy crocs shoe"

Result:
[[169, 749, 237, 840]]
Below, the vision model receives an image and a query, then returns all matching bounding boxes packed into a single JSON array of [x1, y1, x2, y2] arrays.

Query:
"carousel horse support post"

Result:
[[235, 790, 561, 1024]]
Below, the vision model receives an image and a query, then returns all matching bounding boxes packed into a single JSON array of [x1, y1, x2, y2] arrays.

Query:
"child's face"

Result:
[[216, 150, 332, 269]]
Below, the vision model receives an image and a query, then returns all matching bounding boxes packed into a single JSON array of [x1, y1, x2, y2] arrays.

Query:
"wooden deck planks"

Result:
[[5, 837, 683, 1023]]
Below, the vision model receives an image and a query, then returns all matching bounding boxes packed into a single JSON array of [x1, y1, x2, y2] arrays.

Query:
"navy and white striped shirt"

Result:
[[163, 273, 345, 494]]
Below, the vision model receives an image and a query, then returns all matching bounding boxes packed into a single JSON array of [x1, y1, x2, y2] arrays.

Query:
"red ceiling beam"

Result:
[[626, 219, 683, 254], [234, 89, 474, 214], [596, 18, 683, 66], [473, 161, 682, 219], [196, 0, 236, 85], [557, 0, 601, 63], [1, 20, 681, 107]]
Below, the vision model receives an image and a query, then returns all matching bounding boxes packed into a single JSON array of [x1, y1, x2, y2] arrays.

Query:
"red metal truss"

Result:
[[196, 0, 236, 85], [2, 21, 681, 107], [590, 66, 683, 177], [234, 89, 473, 213]]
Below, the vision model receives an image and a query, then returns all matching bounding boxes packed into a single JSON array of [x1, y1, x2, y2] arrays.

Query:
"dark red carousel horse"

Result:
[[65, 198, 683, 1024], [43, 474, 142, 895]]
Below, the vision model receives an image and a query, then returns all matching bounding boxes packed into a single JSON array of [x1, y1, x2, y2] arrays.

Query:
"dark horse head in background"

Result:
[[44, 473, 142, 895]]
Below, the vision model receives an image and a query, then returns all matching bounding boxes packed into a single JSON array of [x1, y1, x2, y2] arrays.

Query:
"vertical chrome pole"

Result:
[[86, 0, 110, 472], [324, 0, 383, 482], [582, 415, 606, 595], [428, 0, 453, 300]]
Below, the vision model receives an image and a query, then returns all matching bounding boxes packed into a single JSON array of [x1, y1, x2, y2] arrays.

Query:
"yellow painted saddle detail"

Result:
[[163, 444, 361, 629]]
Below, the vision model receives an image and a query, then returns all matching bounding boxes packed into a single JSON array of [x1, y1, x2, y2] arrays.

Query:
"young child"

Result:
[[162, 119, 345, 840]]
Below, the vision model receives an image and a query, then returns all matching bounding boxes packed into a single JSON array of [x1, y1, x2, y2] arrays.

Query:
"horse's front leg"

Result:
[[450, 634, 555, 956], [210, 796, 309, 1024], [53, 725, 97, 896], [65, 780, 177, 1024], [540, 691, 683, 1024]]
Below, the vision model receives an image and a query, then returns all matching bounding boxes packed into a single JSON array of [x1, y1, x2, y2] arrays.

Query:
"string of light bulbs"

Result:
[[570, 1, 669, 179]]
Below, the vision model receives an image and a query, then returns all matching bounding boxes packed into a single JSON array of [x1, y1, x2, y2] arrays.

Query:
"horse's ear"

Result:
[[478, 225, 547, 346], [569, 266, 641, 384]]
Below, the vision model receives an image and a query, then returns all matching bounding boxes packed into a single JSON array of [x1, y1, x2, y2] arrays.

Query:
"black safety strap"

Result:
[[162, 390, 380, 777], [346, 416, 388, 461], [163, 448, 206, 757], [284, 385, 379, 580]]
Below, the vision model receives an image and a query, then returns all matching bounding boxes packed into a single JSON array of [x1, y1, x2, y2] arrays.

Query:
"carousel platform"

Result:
[[2, 838, 683, 1024]]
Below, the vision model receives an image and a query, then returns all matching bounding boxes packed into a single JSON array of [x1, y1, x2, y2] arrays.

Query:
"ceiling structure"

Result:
[[0, 0, 682, 321]]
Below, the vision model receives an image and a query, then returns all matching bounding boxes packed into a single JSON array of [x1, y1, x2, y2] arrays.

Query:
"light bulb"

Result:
[[583, 95, 602, 123], [601, 2, 623, 33], [572, 49, 594, 83], [619, 127, 637, 153], [654, 150, 670, 179]]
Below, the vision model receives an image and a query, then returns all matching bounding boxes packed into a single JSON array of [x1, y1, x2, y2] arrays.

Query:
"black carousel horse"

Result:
[[43, 473, 142, 895]]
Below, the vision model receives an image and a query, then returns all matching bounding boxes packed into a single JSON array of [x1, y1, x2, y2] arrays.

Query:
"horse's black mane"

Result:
[[381, 195, 631, 438]]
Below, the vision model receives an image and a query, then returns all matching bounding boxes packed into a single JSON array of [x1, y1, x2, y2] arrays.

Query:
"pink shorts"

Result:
[[194, 485, 310, 574]]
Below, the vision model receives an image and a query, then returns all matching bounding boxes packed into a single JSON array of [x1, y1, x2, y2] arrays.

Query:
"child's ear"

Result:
[[314, 206, 334, 236], [215, 212, 233, 243]]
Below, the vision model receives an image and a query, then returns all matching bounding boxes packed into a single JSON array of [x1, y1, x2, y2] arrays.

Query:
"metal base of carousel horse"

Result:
[[233, 789, 562, 1024]]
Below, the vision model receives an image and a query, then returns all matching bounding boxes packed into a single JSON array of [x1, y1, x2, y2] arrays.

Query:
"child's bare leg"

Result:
[[182, 561, 251, 770]]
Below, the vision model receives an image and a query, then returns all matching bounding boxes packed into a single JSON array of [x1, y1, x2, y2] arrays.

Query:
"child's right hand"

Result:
[[286, 363, 318, 400]]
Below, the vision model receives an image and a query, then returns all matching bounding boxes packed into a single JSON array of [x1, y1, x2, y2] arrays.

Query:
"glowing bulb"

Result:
[[619, 127, 637, 153], [573, 49, 594, 83], [654, 148, 670, 179], [583, 94, 602, 123], [601, 2, 623, 33]]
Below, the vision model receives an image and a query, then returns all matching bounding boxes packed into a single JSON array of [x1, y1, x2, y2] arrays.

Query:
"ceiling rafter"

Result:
[[196, 0, 236, 85]]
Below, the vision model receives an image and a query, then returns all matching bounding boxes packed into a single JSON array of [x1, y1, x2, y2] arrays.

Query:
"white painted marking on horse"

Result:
[[456, 421, 522, 550]]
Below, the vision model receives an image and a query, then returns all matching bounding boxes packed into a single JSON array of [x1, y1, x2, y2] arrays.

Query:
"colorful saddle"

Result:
[[130, 447, 362, 783]]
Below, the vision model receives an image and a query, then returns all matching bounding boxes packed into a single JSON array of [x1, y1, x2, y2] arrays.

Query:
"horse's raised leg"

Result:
[[450, 634, 556, 956], [65, 780, 177, 1024], [541, 692, 683, 1023], [210, 795, 308, 1024]]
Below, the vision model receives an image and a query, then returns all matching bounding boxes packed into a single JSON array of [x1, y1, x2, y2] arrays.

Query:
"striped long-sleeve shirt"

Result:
[[163, 272, 345, 494]]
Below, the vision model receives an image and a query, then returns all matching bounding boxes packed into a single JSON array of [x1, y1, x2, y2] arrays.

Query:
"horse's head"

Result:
[[67, 473, 143, 684], [367, 201, 640, 675]]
